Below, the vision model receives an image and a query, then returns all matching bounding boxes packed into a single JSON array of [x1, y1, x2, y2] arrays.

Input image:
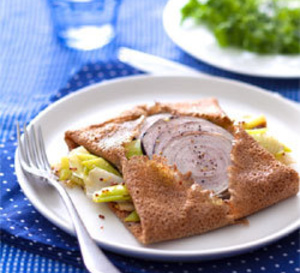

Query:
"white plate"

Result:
[[163, 0, 300, 78], [15, 75, 300, 261]]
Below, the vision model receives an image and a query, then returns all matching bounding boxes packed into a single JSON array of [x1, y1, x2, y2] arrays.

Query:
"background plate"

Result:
[[15, 75, 300, 261], [163, 0, 300, 78]]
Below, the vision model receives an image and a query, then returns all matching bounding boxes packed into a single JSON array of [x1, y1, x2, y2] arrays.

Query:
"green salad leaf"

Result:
[[181, 0, 300, 54]]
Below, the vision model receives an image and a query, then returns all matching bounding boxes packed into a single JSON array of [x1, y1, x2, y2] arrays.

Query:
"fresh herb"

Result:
[[181, 0, 300, 54]]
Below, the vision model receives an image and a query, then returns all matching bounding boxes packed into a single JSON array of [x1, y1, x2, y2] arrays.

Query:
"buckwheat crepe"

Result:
[[65, 98, 299, 244]]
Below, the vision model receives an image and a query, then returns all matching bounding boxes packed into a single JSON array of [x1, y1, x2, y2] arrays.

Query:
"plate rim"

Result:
[[163, 0, 300, 78], [15, 74, 300, 261]]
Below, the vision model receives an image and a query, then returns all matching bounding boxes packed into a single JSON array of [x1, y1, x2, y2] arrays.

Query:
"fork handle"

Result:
[[50, 178, 122, 273]]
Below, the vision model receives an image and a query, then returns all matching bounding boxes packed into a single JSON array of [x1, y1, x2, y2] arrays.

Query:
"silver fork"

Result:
[[17, 123, 122, 273]]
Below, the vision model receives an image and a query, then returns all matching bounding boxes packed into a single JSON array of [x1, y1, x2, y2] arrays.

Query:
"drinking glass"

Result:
[[49, 0, 121, 50]]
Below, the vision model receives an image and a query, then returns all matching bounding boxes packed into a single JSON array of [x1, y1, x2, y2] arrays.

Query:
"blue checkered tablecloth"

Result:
[[0, 1, 299, 273]]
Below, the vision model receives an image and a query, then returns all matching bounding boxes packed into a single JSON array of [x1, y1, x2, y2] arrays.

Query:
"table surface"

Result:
[[0, 1, 299, 273]]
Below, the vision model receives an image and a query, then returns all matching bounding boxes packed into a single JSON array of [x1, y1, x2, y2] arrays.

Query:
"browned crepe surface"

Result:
[[228, 128, 299, 219], [64, 98, 299, 244], [122, 156, 233, 244]]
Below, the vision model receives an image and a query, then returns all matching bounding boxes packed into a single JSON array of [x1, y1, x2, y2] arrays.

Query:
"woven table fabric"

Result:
[[1, 0, 300, 273]]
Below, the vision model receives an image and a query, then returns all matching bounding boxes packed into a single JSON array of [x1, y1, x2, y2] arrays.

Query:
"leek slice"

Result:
[[125, 210, 140, 222], [93, 185, 131, 203], [125, 139, 143, 159], [59, 157, 72, 181], [81, 158, 121, 177], [246, 129, 292, 165], [85, 167, 123, 199], [240, 115, 267, 129]]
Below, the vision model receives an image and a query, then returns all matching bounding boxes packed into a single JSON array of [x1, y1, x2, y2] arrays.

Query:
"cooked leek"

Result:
[[125, 210, 140, 222], [93, 185, 131, 203], [85, 167, 123, 198], [125, 139, 143, 159], [246, 129, 292, 165], [81, 158, 121, 177], [59, 157, 72, 181], [241, 115, 267, 129]]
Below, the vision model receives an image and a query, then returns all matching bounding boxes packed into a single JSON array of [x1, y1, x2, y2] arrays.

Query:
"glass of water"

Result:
[[49, 0, 121, 50]]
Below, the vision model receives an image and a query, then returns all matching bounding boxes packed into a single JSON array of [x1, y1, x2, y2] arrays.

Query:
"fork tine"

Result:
[[23, 124, 37, 168], [17, 123, 36, 175], [37, 126, 51, 171], [17, 123, 48, 177], [29, 125, 40, 167], [17, 122, 28, 165], [29, 125, 45, 170]]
